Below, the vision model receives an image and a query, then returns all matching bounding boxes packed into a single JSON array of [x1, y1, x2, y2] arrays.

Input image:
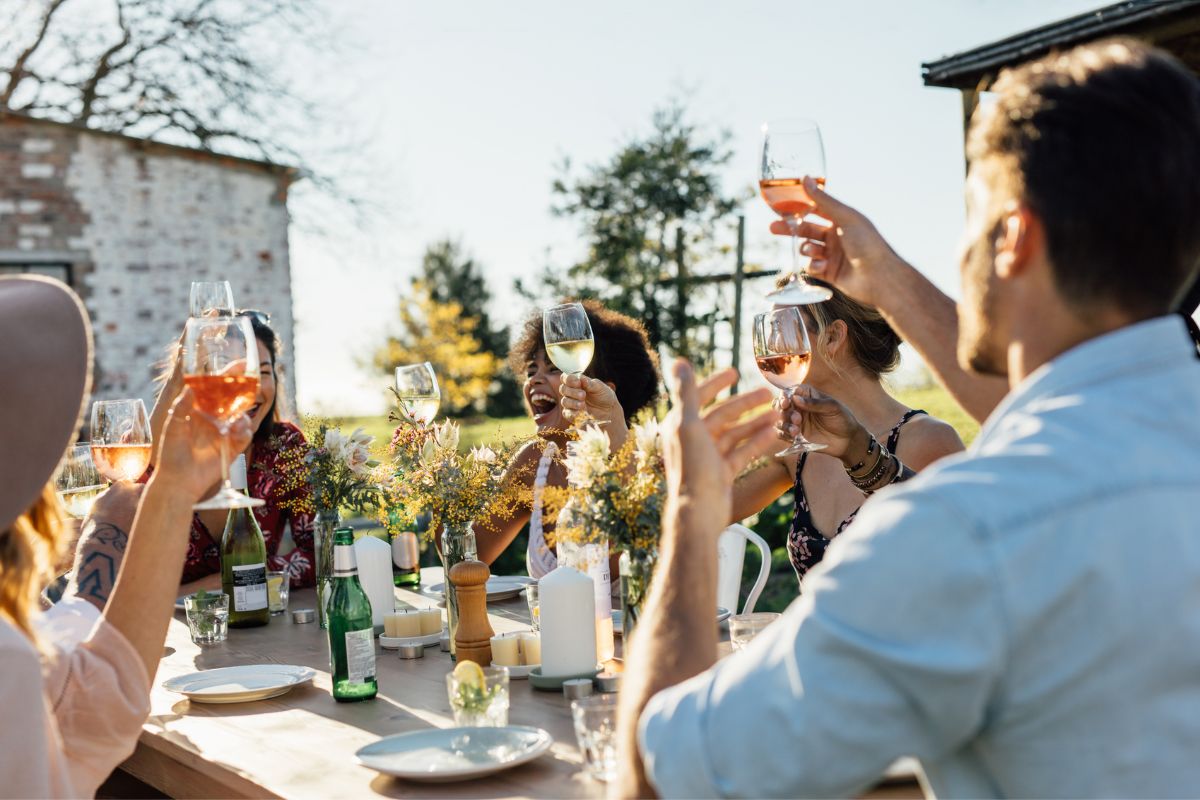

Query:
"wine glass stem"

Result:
[[788, 216, 801, 279], [217, 428, 233, 491]]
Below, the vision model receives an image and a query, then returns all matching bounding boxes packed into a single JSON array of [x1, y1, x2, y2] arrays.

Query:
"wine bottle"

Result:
[[390, 520, 421, 589], [327, 527, 377, 702], [221, 454, 269, 628]]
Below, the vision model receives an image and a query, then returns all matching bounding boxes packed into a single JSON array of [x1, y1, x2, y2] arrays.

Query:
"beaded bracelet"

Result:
[[851, 443, 893, 490], [845, 434, 877, 475]]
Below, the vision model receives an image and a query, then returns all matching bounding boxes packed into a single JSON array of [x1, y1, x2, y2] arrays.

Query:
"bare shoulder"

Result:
[[896, 414, 966, 470]]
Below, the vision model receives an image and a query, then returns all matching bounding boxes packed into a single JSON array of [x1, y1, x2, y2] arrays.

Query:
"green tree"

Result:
[[518, 101, 744, 361], [419, 239, 523, 416]]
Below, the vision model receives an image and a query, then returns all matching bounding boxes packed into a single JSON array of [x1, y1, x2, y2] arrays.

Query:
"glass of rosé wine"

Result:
[[760, 119, 832, 305], [753, 307, 825, 456], [181, 315, 263, 510], [89, 399, 153, 483]]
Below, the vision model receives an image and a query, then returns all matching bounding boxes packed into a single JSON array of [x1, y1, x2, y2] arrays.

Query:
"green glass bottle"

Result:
[[390, 524, 421, 589], [221, 455, 269, 628], [327, 527, 377, 702]]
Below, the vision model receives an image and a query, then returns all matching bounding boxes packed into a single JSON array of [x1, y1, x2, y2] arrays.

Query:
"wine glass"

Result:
[[760, 119, 833, 305], [181, 315, 263, 510], [189, 281, 234, 318], [90, 399, 153, 482], [394, 362, 440, 426], [56, 443, 105, 518], [543, 303, 594, 376], [753, 307, 826, 456]]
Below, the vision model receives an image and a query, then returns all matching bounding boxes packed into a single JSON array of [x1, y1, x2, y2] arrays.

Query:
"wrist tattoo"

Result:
[[70, 522, 129, 608]]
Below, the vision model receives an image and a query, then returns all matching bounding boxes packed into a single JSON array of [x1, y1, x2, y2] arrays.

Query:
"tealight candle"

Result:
[[418, 608, 442, 635], [517, 632, 541, 666], [490, 633, 521, 667]]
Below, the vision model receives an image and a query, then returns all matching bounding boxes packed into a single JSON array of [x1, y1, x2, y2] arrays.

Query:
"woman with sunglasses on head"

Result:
[[145, 309, 317, 594], [732, 283, 965, 586]]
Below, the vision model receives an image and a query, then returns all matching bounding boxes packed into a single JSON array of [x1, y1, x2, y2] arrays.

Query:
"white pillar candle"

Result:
[[418, 608, 442, 635], [517, 632, 541, 666], [353, 535, 395, 632], [490, 633, 521, 666], [538, 566, 597, 677], [558, 539, 615, 663], [390, 610, 421, 637]]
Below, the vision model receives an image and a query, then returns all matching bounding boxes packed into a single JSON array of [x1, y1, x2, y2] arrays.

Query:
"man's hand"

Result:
[[778, 385, 871, 465], [155, 388, 252, 504], [770, 176, 906, 308]]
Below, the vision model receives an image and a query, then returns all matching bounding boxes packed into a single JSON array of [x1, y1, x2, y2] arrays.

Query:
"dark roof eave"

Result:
[[922, 0, 1200, 90]]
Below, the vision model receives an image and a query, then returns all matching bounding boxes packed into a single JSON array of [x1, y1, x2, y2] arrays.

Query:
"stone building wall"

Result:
[[0, 114, 296, 411]]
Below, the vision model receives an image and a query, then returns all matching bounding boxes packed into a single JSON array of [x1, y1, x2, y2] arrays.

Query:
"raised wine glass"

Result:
[[182, 315, 263, 510], [56, 443, 105, 518], [543, 303, 594, 376], [394, 362, 440, 426], [189, 280, 234, 318], [760, 119, 833, 305], [753, 307, 826, 456], [90, 399, 153, 482]]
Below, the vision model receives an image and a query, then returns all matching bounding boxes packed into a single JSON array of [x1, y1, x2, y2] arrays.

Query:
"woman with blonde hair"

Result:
[[0, 275, 250, 796]]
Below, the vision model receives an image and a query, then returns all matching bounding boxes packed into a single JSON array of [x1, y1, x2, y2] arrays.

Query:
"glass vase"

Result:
[[619, 549, 657, 647], [315, 507, 340, 629], [440, 521, 476, 660]]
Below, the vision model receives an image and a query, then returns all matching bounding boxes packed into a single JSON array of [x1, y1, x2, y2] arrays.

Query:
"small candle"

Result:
[[386, 610, 421, 637], [418, 608, 442, 635], [491, 633, 521, 667], [517, 632, 541, 666]]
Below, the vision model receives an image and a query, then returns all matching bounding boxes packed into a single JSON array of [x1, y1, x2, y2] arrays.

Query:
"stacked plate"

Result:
[[355, 726, 553, 782], [162, 664, 315, 704], [424, 575, 532, 604]]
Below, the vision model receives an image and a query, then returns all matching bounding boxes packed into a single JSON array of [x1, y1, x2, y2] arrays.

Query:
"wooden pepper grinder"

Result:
[[450, 559, 494, 665]]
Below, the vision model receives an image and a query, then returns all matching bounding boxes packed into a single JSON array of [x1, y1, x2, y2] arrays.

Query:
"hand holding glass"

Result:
[[182, 315, 263, 510], [542, 303, 594, 376], [760, 119, 832, 305], [90, 399, 153, 482], [753, 307, 825, 456], [394, 362, 440, 426]]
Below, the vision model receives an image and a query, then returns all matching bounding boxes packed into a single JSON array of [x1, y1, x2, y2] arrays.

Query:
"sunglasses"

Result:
[[237, 309, 272, 326]]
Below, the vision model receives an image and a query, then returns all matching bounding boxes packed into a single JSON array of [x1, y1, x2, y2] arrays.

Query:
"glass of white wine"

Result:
[[543, 302, 595, 376], [395, 362, 440, 426], [189, 280, 234, 318], [56, 443, 105, 518], [90, 399, 154, 482], [753, 307, 825, 456]]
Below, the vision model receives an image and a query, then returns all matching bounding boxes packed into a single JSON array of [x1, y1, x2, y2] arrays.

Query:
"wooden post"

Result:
[[450, 559, 494, 665], [731, 214, 746, 394], [674, 226, 688, 358]]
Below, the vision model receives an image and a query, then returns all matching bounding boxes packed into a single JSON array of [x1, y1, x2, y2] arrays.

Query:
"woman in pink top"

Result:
[[0, 275, 251, 797]]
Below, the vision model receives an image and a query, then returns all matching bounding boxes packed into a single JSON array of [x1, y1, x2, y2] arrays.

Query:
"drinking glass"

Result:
[[760, 119, 833, 305], [56, 443, 105, 518], [543, 303, 594, 376], [394, 362, 440, 426], [89, 399, 153, 482], [189, 281, 234, 318], [571, 694, 619, 783], [184, 592, 230, 645], [181, 315, 263, 510], [267, 570, 290, 615], [753, 307, 825, 456], [446, 666, 510, 727], [525, 582, 540, 632], [729, 612, 781, 652]]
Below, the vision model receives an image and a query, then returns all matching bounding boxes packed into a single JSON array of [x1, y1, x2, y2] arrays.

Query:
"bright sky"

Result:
[[289, 0, 1103, 416]]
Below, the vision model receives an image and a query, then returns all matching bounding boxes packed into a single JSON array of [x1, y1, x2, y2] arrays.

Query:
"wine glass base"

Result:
[[194, 489, 265, 511], [776, 440, 828, 458], [766, 283, 834, 305]]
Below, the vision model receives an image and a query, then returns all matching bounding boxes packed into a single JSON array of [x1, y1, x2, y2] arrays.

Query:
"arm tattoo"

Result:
[[68, 522, 129, 610]]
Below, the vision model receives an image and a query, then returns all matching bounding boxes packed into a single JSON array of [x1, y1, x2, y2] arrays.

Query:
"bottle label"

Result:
[[392, 531, 419, 570], [333, 544, 358, 577], [232, 563, 268, 611], [344, 628, 376, 684]]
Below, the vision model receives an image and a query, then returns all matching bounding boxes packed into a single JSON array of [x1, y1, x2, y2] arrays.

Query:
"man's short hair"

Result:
[[968, 38, 1200, 317]]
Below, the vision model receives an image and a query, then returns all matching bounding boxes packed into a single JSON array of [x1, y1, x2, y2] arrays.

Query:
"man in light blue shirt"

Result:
[[618, 38, 1200, 799]]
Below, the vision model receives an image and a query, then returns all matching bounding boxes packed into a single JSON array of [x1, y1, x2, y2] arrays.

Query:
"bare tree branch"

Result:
[[0, 0, 69, 108]]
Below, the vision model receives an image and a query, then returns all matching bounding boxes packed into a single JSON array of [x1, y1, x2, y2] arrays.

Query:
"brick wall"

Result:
[[0, 116, 296, 412]]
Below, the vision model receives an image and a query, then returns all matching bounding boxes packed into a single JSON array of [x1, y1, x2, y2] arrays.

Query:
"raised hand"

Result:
[[769, 176, 905, 308], [559, 373, 622, 423], [155, 388, 252, 504], [777, 385, 870, 464]]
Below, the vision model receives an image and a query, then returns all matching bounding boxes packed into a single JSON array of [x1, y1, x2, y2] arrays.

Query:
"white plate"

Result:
[[380, 630, 442, 649], [424, 576, 532, 603], [613, 606, 731, 635], [498, 663, 539, 680], [162, 664, 315, 704], [355, 726, 553, 782]]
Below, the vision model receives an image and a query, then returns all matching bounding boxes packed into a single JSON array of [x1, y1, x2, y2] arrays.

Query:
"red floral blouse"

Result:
[[181, 421, 316, 587]]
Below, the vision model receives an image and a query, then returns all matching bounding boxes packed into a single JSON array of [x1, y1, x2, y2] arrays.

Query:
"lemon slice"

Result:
[[452, 659, 485, 689]]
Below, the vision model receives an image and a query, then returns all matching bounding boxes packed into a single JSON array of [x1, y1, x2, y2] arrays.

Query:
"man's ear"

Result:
[[995, 202, 1042, 280]]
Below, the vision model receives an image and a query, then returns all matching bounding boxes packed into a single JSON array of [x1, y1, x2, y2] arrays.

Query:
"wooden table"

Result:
[[120, 571, 922, 799]]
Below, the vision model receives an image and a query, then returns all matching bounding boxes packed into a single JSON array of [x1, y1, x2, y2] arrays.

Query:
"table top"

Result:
[[139, 568, 920, 800]]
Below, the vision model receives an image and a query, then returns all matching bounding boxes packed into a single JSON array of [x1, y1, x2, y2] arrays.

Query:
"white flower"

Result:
[[631, 418, 661, 465], [324, 428, 350, 460], [434, 420, 460, 453], [420, 436, 438, 466], [344, 427, 374, 476], [563, 424, 610, 489], [470, 445, 497, 465]]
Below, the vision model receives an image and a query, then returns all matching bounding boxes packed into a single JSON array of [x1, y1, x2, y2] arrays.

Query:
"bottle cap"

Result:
[[229, 454, 248, 491]]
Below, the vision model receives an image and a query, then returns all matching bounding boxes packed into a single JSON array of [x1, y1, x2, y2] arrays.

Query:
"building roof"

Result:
[[0, 109, 300, 183], [922, 0, 1200, 90]]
